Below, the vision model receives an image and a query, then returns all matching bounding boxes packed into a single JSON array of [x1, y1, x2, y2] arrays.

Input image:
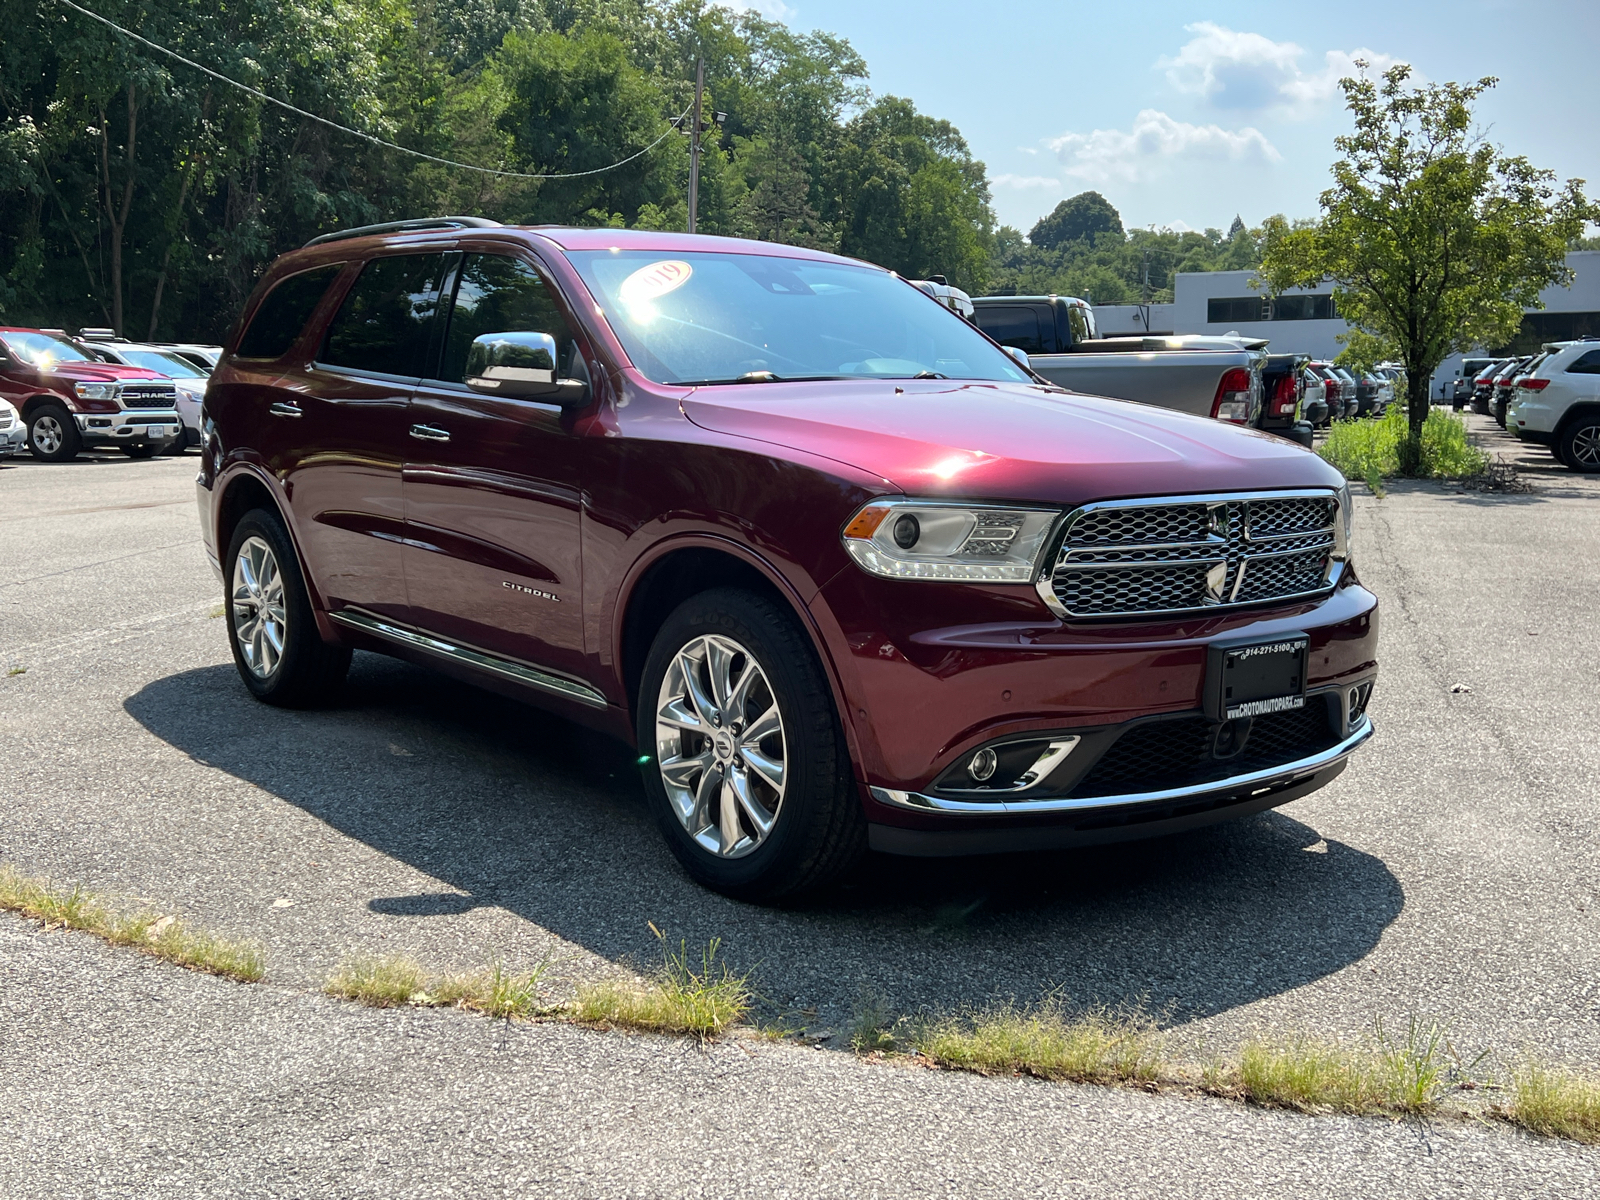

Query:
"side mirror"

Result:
[[1005, 345, 1031, 370], [464, 331, 590, 408]]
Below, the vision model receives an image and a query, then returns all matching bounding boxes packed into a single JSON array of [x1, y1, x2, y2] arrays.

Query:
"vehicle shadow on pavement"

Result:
[[126, 655, 1404, 1030]]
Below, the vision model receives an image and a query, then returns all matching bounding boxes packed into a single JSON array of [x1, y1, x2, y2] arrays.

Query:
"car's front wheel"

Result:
[[1559, 415, 1600, 473], [637, 588, 865, 901], [27, 403, 81, 462], [224, 508, 351, 706]]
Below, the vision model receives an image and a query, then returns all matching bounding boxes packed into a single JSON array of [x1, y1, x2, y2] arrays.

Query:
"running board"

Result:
[[328, 609, 609, 709]]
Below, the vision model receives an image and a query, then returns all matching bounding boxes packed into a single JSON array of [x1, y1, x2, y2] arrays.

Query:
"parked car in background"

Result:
[[910, 277, 974, 320], [0, 327, 181, 461], [198, 219, 1377, 899], [1300, 365, 1329, 427], [1450, 358, 1495, 408], [76, 332, 209, 450], [1493, 356, 1539, 428], [1257, 353, 1314, 445], [971, 295, 1268, 426], [1308, 362, 1347, 421], [1472, 359, 1513, 414], [1508, 342, 1600, 470], [158, 343, 224, 372], [0, 397, 25, 457]]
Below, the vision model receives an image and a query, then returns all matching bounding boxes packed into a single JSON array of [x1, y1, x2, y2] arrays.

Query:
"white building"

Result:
[[1092, 251, 1600, 392]]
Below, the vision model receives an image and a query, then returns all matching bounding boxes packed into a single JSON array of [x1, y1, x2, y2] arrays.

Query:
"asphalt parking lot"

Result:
[[3, 418, 1599, 1196]]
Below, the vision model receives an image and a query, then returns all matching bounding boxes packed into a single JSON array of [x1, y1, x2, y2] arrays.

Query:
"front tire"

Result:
[[27, 403, 81, 462], [224, 508, 351, 706], [637, 588, 865, 901], [120, 443, 158, 459], [1559, 416, 1600, 473]]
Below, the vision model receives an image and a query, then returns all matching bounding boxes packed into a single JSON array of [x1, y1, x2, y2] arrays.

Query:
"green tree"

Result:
[[1259, 63, 1595, 471], [1029, 191, 1122, 251]]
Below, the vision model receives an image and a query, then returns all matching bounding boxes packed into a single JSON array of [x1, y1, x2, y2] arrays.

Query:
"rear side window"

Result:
[[1567, 349, 1600, 374], [321, 254, 448, 377], [975, 306, 1044, 354], [235, 264, 342, 360], [436, 254, 576, 384], [1066, 303, 1091, 345]]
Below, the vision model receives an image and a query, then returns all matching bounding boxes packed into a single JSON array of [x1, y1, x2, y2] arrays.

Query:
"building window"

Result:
[[1491, 311, 1600, 356], [1208, 297, 1264, 324], [1269, 294, 1337, 321]]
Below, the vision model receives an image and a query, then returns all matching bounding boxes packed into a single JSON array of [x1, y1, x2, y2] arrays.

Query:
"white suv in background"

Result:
[[1510, 340, 1600, 471]]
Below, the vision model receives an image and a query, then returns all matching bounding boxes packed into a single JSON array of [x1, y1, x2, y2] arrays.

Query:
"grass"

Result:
[[1320, 406, 1489, 482], [207, 604, 226, 619], [571, 936, 750, 1038], [910, 1003, 1164, 1084], [0, 863, 265, 982], [5, 666, 24, 676], [1508, 1063, 1600, 1143], [324, 953, 550, 1019]]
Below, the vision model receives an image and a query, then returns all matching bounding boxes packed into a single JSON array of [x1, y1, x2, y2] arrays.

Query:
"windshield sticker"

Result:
[[619, 260, 692, 307]]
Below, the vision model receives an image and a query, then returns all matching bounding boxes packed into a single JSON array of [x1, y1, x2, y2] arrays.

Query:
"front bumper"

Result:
[[0, 419, 25, 456], [76, 408, 182, 446]]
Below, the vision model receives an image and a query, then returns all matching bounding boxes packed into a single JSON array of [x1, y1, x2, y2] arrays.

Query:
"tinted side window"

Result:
[[1567, 349, 1600, 374], [321, 254, 448, 376], [1066, 303, 1091, 345], [235, 264, 343, 360], [975, 306, 1043, 354], [437, 254, 576, 383]]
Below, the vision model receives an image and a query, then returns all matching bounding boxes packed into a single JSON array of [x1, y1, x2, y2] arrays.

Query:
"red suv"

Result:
[[0, 328, 183, 460], [197, 219, 1378, 899]]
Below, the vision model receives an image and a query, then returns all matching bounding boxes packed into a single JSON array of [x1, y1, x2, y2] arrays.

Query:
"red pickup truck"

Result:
[[0, 327, 183, 461]]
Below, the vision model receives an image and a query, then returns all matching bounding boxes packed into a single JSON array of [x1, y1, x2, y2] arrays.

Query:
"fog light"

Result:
[[1348, 681, 1374, 725], [893, 513, 920, 549], [968, 747, 998, 781]]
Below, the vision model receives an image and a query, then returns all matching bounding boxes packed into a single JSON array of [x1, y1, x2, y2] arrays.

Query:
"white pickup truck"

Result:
[[972, 294, 1269, 426]]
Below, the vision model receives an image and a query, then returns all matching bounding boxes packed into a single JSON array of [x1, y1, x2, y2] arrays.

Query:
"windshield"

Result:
[[567, 250, 1029, 387], [0, 331, 93, 367], [120, 349, 206, 378]]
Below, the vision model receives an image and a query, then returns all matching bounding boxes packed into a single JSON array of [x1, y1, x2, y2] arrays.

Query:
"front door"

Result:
[[401, 251, 587, 682], [289, 252, 449, 623]]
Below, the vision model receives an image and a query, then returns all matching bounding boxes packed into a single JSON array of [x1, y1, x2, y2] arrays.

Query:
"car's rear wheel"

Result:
[[637, 587, 865, 901], [1559, 416, 1600, 473], [27, 403, 81, 462], [225, 508, 351, 706]]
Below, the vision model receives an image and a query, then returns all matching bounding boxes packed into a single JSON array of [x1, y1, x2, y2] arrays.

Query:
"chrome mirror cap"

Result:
[[464, 331, 589, 407], [1005, 346, 1031, 370]]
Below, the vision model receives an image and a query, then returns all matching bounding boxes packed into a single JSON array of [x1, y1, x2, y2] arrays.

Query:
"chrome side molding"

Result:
[[329, 608, 609, 709], [871, 716, 1373, 815]]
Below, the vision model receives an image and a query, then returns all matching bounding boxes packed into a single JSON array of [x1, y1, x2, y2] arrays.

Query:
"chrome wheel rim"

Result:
[[33, 416, 63, 454], [654, 634, 786, 859], [232, 536, 287, 679], [1573, 424, 1600, 468]]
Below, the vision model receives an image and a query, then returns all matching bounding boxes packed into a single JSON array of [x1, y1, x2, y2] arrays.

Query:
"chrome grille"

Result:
[[120, 384, 179, 408], [1044, 492, 1340, 618]]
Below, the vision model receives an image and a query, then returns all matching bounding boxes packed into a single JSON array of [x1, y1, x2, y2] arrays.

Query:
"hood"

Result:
[[32, 361, 166, 385], [681, 379, 1342, 505]]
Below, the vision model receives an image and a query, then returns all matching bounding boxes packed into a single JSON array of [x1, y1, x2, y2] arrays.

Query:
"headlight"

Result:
[[842, 499, 1060, 582], [75, 382, 119, 401]]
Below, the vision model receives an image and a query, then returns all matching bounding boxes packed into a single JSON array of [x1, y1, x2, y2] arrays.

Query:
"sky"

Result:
[[745, 0, 1600, 237]]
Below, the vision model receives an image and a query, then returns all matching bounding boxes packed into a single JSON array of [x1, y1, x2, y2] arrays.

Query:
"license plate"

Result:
[[1205, 634, 1309, 721]]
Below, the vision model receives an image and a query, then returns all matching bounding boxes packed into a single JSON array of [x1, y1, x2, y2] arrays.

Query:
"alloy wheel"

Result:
[[32, 415, 63, 455], [1572, 423, 1600, 469], [654, 634, 787, 858], [232, 535, 288, 678]]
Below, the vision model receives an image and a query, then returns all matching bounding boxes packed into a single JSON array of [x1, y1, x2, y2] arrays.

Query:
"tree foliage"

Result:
[[0, 0, 997, 336], [1029, 191, 1123, 251], [1259, 63, 1595, 470]]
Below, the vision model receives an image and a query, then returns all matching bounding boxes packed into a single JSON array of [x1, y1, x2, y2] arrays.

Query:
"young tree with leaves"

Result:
[[1259, 63, 1595, 472]]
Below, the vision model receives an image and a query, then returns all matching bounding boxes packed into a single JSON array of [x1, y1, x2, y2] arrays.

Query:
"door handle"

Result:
[[268, 402, 303, 418], [409, 424, 450, 442]]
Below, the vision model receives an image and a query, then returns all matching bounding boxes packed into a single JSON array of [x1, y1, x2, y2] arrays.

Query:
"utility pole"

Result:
[[687, 56, 704, 234]]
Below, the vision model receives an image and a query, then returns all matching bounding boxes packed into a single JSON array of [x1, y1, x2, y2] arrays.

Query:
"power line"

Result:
[[51, 0, 692, 181]]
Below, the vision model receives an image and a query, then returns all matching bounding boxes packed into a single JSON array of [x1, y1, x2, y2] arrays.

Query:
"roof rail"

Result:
[[304, 216, 502, 247]]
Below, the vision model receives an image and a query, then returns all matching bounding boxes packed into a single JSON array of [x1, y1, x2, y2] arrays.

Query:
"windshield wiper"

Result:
[[912, 371, 948, 379], [735, 370, 782, 383]]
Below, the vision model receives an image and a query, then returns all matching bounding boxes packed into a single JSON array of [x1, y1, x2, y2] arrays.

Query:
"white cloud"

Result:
[[1046, 109, 1280, 185], [993, 173, 1061, 189], [1158, 22, 1405, 115]]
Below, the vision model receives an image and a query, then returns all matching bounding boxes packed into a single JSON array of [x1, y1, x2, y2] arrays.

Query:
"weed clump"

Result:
[[572, 936, 749, 1038], [324, 953, 549, 1019], [1320, 406, 1488, 481], [910, 1003, 1164, 1085], [1509, 1063, 1600, 1143]]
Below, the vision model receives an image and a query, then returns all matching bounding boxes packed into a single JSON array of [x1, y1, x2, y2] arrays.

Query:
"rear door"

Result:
[[400, 249, 589, 683], [291, 252, 449, 621]]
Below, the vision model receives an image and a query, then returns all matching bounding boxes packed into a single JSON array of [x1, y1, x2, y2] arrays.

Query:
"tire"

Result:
[[120, 443, 158, 459], [637, 587, 865, 901], [1558, 415, 1600, 473], [26, 402, 81, 462], [162, 432, 187, 456], [223, 507, 351, 707]]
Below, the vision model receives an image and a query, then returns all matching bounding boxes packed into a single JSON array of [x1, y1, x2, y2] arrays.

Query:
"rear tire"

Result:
[[26, 403, 81, 462], [224, 507, 351, 706], [1558, 416, 1600, 473], [121, 443, 158, 459], [637, 587, 865, 902]]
